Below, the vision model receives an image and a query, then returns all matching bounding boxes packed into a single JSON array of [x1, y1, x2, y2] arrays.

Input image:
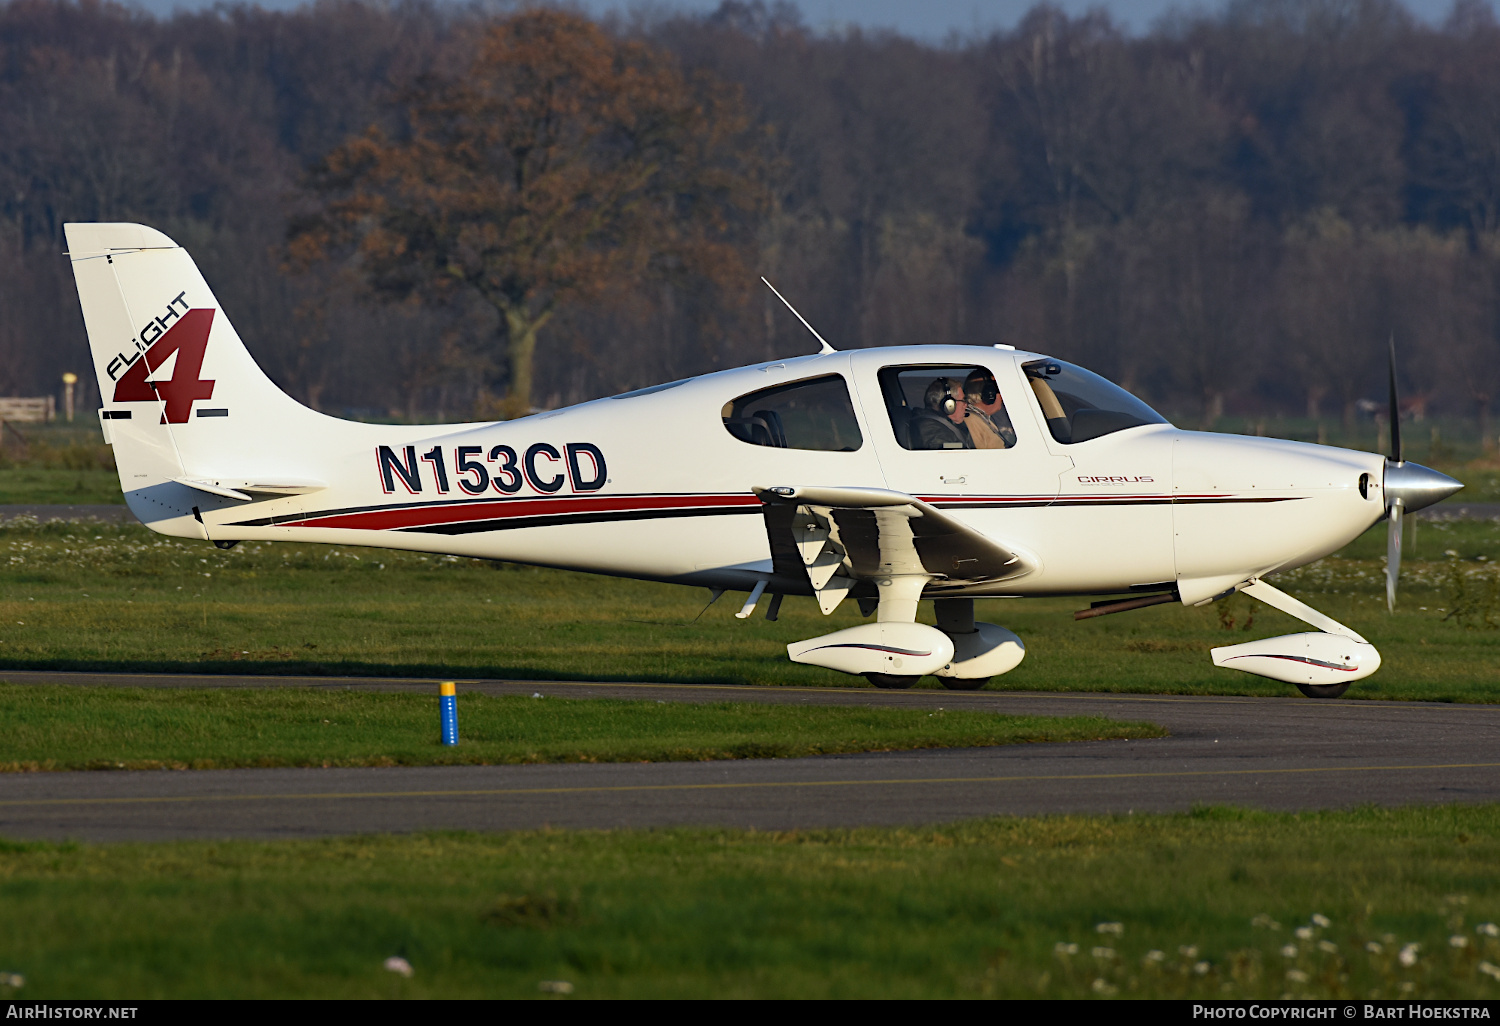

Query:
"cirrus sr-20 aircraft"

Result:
[[65, 222, 1463, 698]]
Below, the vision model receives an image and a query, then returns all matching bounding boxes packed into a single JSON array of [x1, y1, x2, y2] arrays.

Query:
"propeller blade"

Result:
[[1387, 331, 1402, 464], [1387, 499, 1403, 612]]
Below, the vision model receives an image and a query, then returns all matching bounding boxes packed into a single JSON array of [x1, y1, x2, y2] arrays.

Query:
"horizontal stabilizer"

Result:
[[173, 477, 327, 503]]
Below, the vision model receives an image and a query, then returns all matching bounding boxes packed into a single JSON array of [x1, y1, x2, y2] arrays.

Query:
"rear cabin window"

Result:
[[722, 375, 863, 452]]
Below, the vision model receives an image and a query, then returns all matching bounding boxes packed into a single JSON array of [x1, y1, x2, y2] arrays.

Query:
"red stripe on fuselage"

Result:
[[277, 493, 762, 531], [917, 493, 1193, 504], [267, 491, 1265, 533]]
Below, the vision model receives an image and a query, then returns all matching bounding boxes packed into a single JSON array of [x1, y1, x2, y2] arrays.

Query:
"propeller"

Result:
[[1386, 333, 1402, 612], [1381, 333, 1463, 611]]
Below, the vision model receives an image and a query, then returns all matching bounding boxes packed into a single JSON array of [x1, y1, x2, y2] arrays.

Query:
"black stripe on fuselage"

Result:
[[396, 506, 763, 535]]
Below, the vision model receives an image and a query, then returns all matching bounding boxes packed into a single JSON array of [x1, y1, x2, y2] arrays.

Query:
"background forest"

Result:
[[3, 0, 1500, 441]]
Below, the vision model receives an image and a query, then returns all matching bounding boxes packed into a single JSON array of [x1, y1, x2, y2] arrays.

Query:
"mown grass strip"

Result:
[[0, 805, 1498, 998], [0, 685, 1164, 771], [0, 519, 1494, 699]]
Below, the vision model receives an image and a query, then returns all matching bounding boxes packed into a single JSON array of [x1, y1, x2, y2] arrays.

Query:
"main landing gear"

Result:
[[787, 579, 1026, 690]]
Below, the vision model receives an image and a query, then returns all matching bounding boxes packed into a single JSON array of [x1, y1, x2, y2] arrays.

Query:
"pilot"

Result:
[[963, 369, 1017, 449], [913, 377, 974, 449]]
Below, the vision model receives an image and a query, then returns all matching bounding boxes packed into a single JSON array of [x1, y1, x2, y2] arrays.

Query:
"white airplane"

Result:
[[64, 222, 1462, 698]]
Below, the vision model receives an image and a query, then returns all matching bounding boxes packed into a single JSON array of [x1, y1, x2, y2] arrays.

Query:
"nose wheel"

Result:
[[865, 673, 921, 689], [1295, 682, 1351, 699]]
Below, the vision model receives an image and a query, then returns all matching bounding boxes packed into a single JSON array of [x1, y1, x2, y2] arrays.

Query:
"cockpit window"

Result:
[[722, 375, 863, 451], [877, 365, 1018, 451], [1022, 359, 1168, 443]]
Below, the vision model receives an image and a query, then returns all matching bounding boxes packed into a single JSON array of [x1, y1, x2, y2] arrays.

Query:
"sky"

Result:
[[124, 0, 1490, 36]]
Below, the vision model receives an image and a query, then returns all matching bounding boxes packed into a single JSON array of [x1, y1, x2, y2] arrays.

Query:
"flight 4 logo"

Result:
[[107, 292, 216, 424]]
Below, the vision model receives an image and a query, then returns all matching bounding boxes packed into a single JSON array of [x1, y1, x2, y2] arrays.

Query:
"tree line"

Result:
[[3, 0, 1499, 441]]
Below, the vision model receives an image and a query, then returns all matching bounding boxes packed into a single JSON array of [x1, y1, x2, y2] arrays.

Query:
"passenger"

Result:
[[913, 377, 973, 449], [964, 369, 1017, 449]]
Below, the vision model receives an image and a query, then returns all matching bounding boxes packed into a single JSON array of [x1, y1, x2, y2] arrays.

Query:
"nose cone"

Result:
[[1385, 461, 1463, 514]]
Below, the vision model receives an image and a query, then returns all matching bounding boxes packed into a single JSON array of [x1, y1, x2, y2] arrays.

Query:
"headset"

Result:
[[930, 380, 962, 415]]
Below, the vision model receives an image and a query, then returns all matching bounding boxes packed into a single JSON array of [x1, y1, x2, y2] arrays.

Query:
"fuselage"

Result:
[[180, 345, 1389, 603]]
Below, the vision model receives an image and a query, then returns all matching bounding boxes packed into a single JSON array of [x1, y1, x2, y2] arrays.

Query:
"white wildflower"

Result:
[[383, 956, 413, 977], [1281, 945, 1298, 958], [1095, 921, 1124, 936], [1318, 940, 1338, 954], [1054, 942, 1079, 956], [1399, 943, 1420, 967], [1479, 924, 1500, 938], [1286, 969, 1310, 983], [1091, 978, 1118, 995], [1366, 942, 1383, 954], [538, 980, 573, 994], [1144, 950, 1166, 963], [1179, 945, 1199, 959], [1092, 946, 1116, 960], [1295, 926, 1314, 940], [1479, 962, 1500, 981], [1311, 914, 1331, 928], [1194, 961, 1211, 975], [1451, 935, 1469, 949]]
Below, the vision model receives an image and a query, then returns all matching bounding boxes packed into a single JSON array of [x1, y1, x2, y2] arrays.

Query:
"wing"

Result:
[[754, 484, 1034, 614]]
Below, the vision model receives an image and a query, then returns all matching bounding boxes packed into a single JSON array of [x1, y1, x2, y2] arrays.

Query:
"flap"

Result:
[[754, 484, 1033, 588]]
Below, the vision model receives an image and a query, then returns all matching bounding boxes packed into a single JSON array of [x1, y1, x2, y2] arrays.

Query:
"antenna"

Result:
[[762, 277, 836, 355]]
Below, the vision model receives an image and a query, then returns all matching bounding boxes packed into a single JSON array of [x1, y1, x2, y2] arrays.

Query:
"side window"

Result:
[[722, 374, 863, 452], [877, 365, 1018, 451]]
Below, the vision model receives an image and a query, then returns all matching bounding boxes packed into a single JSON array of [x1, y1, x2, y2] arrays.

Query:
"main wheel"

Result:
[[1295, 682, 1351, 699], [865, 673, 920, 690], [940, 676, 991, 691]]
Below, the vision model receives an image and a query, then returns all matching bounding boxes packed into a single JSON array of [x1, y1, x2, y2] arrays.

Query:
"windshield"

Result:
[[1022, 359, 1168, 444]]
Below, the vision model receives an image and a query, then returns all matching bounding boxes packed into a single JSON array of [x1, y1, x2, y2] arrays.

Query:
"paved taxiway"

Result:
[[1, 671, 1498, 840]]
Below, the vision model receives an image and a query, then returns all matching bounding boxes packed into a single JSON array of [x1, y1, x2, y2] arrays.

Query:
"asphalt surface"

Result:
[[1, 671, 1498, 841]]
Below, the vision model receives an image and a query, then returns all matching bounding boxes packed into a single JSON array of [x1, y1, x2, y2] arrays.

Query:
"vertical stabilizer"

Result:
[[65, 222, 324, 537]]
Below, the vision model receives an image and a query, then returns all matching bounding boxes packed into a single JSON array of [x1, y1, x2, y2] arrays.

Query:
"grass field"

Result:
[[0, 517, 1493, 700], [0, 806, 1497, 998], [0, 685, 1161, 771], [0, 469, 122, 505]]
